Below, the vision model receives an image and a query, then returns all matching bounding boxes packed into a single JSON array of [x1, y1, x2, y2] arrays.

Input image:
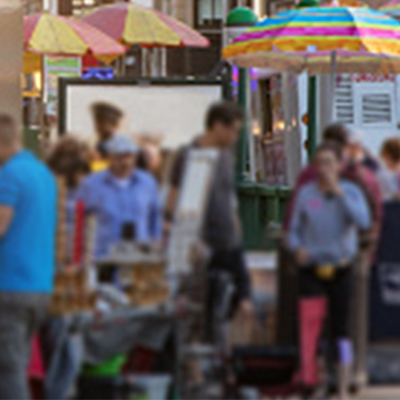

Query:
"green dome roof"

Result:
[[226, 7, 258, 26]]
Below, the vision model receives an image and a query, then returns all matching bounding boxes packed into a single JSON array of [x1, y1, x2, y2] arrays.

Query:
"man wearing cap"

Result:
[[78, 135, 162, 259]]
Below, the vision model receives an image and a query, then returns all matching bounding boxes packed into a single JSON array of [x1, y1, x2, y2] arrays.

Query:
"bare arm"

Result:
[[339, 185, 371, 230], [0, 168, 19, 237], [164, 148, 186, 238], [0, 205, 14, 238], [287, 190, 305, 252], [165, 186, 179, 222]]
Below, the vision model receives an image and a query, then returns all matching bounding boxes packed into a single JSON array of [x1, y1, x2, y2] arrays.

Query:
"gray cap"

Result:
[[104, 135, 138, 155]]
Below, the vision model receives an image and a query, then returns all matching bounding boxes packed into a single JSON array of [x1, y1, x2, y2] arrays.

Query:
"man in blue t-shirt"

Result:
[[0, 114, 57, 399]]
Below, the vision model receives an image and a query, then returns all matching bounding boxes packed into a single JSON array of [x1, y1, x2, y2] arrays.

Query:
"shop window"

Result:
[[195, 0, 223, 28], [269, 0, 296, 15], [194, 0, 254, 29]]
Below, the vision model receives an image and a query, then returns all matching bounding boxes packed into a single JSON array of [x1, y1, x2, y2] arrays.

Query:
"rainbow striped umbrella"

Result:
[[223, 6, 400, 75], [83, 2, 209, 48], [380, 0, 400, 15]]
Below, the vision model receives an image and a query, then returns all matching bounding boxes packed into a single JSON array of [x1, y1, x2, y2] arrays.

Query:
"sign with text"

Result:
[[44, 56, 81, 116]]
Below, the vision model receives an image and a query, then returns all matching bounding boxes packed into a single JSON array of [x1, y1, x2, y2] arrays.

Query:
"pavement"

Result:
[[245, 252, 400, 400], [356, 386, 400, 399], [246, 251, 277, 270]]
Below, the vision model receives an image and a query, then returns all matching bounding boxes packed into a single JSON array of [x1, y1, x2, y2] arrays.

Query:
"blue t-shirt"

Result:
[[0, 151, 57, 293]]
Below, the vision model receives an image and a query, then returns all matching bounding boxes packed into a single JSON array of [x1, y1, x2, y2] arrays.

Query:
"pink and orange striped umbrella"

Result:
[[24, 13, 126, 61], [83, 2, 209, 48]]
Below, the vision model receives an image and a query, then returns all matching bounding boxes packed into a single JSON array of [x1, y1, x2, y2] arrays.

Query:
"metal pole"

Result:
[[307, 76, 317, 161], [236, 67, 249, 183], [222, 0, 230, 19], [297, 0, 320, 161], [329, 50, 337, 123], [141, 48, 146, 77], [161, 0, 168, 78]]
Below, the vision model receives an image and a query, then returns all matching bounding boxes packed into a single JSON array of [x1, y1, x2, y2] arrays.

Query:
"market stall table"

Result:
[[44, 245, 175, 399], [43, 303, 176, 399]]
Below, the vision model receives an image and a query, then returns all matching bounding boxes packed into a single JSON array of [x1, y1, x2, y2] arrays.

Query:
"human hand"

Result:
[[296, 248, 309, 265], [326, 173, 343, 196], [238, 299, 254, 315], [189, 241, 210, 266]]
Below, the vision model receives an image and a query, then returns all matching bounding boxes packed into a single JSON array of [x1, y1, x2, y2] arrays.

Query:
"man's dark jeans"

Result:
[[205, 247, 251, 342], [0, 294, 49, 400]]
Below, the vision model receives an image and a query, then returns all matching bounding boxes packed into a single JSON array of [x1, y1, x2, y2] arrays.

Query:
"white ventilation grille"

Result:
[[361, 93, 392, 125], [335, 75, 354, 125]]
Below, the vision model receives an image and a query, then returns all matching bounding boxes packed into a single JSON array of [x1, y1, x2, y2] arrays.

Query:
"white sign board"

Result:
[[167, 149, 219, 275], [63, 82, 222, 149], [133, 0, 153, 6]]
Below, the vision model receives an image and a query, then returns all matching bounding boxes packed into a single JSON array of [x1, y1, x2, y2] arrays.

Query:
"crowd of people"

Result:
[[0, 101, 251, 399], [285, 125, 400, 399], [0, 98, 399, 398]]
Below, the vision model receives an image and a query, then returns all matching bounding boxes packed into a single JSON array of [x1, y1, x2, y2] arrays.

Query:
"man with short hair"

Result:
[[91, 102, 124, 161], [79, 135, 162, 260], [167, 101, 252, 338], [0, 114, 57, 399]]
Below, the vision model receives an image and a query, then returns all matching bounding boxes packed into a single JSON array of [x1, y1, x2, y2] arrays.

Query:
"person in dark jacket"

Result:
[[166, 101, 252, 340]]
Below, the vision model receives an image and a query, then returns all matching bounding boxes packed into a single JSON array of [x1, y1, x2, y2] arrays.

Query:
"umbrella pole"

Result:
[[236, 67, 249, 183], [307, 76, 317, 161], [40, 54, 45, 141], [329, 50, 337, 123]]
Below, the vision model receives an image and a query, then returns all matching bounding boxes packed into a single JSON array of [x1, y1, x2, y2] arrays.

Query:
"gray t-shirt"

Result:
[[170, 144, 240, 250]]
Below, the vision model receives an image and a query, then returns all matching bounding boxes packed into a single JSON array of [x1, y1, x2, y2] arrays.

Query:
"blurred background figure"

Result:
[[78, 135, 162, 262], [0, 114, 57, 400], [377, 137, 400, 201], [47, 136, 91, 263], [346, 129, 380, 173], [288, 142, 371, 399], [284, 123, 382, 391], [136, 134, 163, 180], [90, 102, 124, 170], [285, 124, 381, 239], [166, 101, 252, 341], [47, 136, 91, 189]]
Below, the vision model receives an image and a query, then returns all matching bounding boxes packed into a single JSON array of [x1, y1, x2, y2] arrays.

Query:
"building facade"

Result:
[[23, 0, 297, 76]]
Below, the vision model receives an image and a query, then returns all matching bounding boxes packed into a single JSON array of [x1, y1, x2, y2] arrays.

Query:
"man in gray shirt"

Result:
[[287, 142, 371, 399], [167, 102, 251, 338]]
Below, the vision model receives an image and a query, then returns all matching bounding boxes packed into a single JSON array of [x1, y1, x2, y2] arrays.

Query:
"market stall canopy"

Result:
[[329, 0, 367, 6], [364, 0, 392, 7], [83, 2, 209, 48], [380, 0, 400, 15], [24, 13, 126, 73], [223, 6, 400, 75]]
